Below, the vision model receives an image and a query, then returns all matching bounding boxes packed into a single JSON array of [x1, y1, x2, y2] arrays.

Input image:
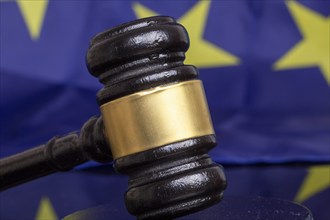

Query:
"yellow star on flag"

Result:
[[274, 1, 330, 85], [132, 0, 239, 68], [295, 165, 330, 203], [35, 197, 58, 220], [16, 0, 49, 40]]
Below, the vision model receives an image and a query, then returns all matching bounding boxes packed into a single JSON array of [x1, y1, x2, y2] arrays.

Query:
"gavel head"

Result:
[[86, 16, 226, 219]]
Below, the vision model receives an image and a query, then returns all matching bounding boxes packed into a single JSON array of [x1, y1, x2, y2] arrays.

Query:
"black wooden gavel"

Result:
[[0, 16, 226, 220]]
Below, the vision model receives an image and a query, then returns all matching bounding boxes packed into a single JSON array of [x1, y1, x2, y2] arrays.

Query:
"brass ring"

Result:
[[101, 80, 215, 159]]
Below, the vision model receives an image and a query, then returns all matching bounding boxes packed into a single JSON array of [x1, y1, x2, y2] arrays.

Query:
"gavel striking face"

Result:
[[86, 16, 227, 219]]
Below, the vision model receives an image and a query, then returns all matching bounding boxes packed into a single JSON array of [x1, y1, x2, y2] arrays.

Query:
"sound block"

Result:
[[63, 196, 313, 220]]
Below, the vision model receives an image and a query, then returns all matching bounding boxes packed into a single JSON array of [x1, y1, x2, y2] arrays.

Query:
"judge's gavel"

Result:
[[0, 16, 226, 219]]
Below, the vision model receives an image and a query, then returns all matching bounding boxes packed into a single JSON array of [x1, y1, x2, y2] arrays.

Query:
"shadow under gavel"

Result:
[[0, 16, 227, 220]]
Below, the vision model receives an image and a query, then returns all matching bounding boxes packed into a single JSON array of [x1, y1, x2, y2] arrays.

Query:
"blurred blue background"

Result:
[[0, 0, 329, 219]]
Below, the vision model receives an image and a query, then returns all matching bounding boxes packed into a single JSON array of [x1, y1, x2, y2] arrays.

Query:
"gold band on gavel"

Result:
[[100, 80, 215, 159]]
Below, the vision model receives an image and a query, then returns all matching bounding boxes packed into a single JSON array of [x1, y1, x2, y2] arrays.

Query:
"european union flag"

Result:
[[0, 0, 329, 219]]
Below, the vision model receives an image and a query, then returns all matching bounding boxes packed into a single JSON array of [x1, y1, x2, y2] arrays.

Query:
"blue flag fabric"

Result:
[[0, 1, 329, 163]]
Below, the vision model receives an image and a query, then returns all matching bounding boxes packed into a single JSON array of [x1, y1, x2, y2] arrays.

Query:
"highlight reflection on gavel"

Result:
[[0, 16, 226, 219]]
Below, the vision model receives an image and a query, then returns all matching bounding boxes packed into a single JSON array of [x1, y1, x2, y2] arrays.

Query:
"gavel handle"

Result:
[[0, 116, 112, 191]]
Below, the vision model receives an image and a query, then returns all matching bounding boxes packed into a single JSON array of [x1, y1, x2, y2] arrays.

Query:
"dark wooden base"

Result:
[[64, 197, 313, 220]]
